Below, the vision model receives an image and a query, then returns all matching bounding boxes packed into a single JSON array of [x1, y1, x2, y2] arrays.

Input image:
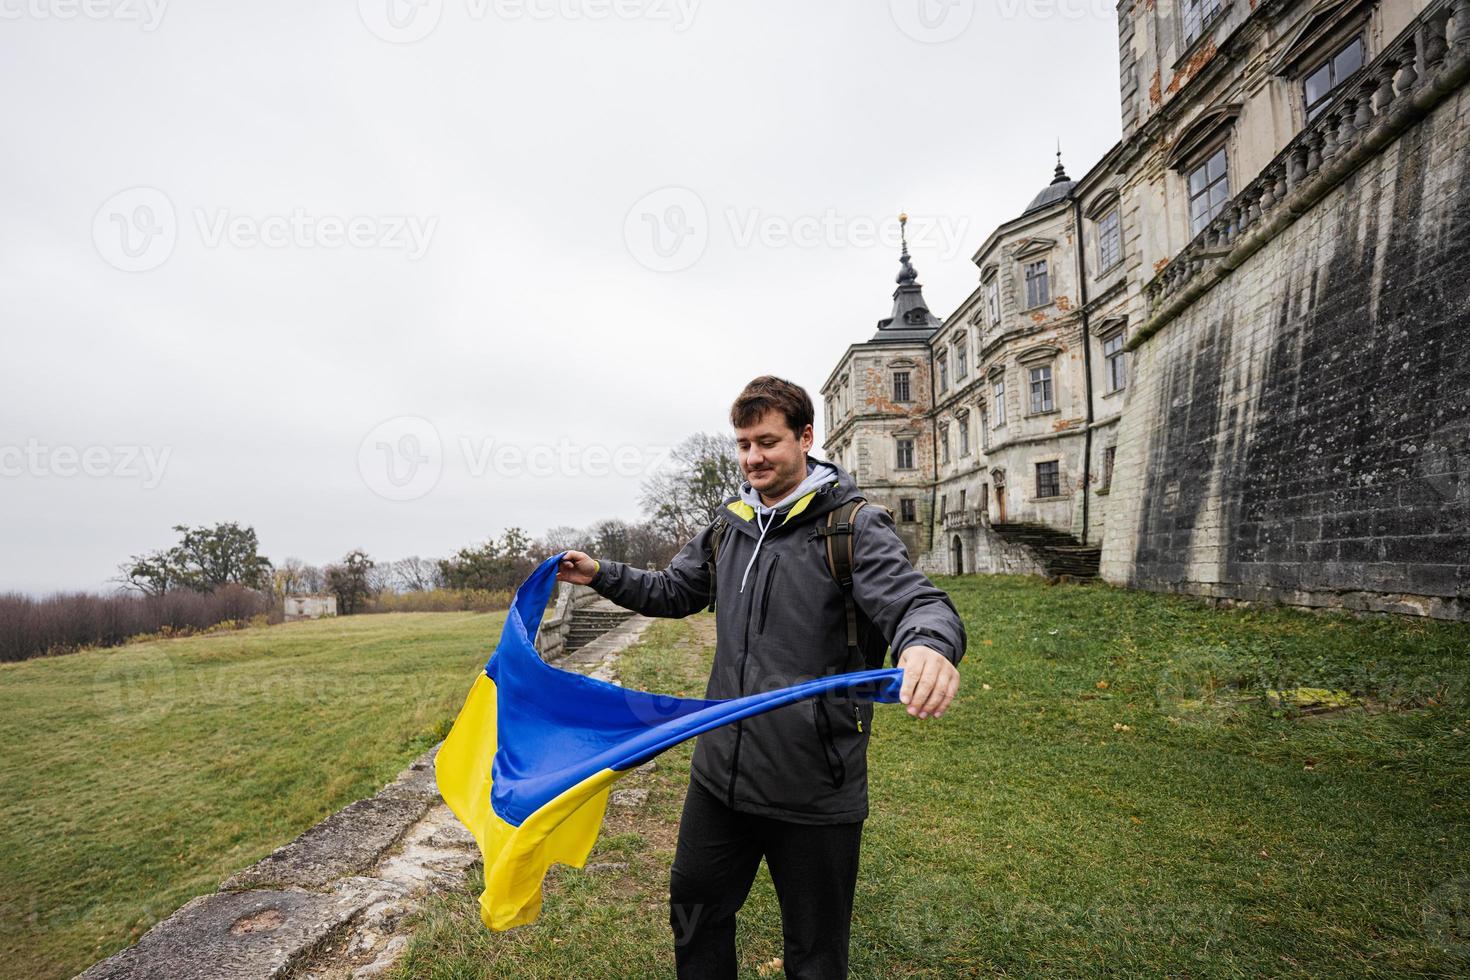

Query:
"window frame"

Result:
[[1027, 364, 1055, 415], [1035, 459, 1062, 499], [1188, 145, 1230, 236], [958, 413, 971, 457], [954, 336, 969, 381], [1303, 34, 1365, 122], [895, 437, 915, 470], [899, 497, 917, 522], [939, 423, 951, 465], [892, 370, 911, 403], [1103, 332, 1127, 393], [937, 352, 949, 393], [1023, 258, 1051, 310], [985, 275, 1002, 326], [1097, 207, 1122, 271], [992, 377, 1007, 428], [1182, 0, 1224, 49]]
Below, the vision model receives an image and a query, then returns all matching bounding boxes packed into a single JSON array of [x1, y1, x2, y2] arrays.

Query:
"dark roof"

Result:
[[1021, 153, 1077, 216], [870, 218, 942, 342]]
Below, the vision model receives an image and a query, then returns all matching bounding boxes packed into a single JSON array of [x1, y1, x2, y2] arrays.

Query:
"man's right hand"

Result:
[[557, 550, 598, 585]]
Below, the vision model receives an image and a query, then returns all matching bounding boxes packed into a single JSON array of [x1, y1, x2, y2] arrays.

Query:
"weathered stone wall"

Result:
[[1101, 83, 1470, 620]]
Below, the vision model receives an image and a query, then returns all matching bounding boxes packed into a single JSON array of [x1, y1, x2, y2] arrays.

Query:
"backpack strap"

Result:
[[704, 516, 729, 612], [814, 499, 869, 655]]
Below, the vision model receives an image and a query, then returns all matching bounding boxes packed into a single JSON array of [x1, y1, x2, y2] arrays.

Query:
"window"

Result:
[[992, 378, 1007, 427], [1183, 0, 1222, 47], [1097, 209, 1122, 270], [1023, 259, 1050, 308], [985, 277, 1001, 326], [1028, 365, 1054, 414], [940, 493, 948, 516], [896, 437, 915, 470], [1188, 147, 1230, 235], [959, 416, 971, 456], [900, 498, 917, 522], [980, 408, 990, 449], [1101, 446, 1117, 493], [937, 353, 949, 392], [1036, 460, 1061, 499], [1305, 36, 1365, 121], [980, 483, 989, 514], [959, 489, 967, 511], [892, 370, 911, 402], [939, 423, 950, 464], [954, 337, 968, 380], [1103, 333, 1127, 392]]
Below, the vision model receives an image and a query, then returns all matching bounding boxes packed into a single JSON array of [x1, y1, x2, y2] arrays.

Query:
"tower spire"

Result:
[[895, 212, 917, 285], [1052, 143, 1070, 185]]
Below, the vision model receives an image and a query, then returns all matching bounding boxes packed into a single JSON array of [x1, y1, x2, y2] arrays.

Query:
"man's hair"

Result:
[[730, 375, 814, 436]]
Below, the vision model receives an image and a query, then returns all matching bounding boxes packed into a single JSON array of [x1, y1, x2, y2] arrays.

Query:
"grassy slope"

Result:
[[397, 578, 1470, 979], [0, 611, 500, 980]]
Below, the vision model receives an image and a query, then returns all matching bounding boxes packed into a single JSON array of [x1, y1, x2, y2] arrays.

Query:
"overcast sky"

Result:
[[1, 0, 1124, 593]]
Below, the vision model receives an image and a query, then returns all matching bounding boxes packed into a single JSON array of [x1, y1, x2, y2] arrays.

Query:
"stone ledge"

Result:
[[220, 795, 431, 892], [74, 887, 375, 980]]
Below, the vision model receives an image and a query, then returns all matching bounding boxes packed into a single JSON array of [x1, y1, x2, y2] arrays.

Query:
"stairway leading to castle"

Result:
[[564, 599, 636, 653], [990, 522, 1102, 581]]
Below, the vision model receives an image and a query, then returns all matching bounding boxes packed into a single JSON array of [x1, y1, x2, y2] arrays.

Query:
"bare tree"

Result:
[[640, 432, 742, 541], [392, 556, 440, 592]]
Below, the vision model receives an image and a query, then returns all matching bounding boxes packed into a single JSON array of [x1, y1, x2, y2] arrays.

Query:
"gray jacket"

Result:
[[589, 456, 966, 823]]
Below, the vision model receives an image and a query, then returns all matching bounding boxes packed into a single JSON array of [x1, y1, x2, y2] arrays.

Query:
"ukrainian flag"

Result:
[[435, 552, 903, 930]]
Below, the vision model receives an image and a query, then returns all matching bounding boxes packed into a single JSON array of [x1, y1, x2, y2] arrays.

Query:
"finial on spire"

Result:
[[1051, 143, 1070, 185], [895, 211, 918, 285]]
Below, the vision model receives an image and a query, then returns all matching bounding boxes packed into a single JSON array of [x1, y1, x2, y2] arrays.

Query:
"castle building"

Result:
[[823, 0, 1470, 620]]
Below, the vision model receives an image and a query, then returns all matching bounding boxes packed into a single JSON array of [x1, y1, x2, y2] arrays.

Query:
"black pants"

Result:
[[669, 778, 863, 980]]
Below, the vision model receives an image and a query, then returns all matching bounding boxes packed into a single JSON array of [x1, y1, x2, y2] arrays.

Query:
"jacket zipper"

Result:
[[726, 550, 764, 807], [756, 554, 780, 633], [854, 704, 863, 734]]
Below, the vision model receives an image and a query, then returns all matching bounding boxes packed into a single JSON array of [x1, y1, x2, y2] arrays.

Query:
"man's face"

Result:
[[735, 409, 814, 503]]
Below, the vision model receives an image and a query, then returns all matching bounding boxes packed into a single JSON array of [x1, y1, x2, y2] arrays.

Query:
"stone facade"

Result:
[[821, 0, 1470, 620]]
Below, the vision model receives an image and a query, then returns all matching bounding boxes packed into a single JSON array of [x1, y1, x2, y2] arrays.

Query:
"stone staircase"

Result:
[[990, 522, 1102, 581], [563, 599, 636, 653]]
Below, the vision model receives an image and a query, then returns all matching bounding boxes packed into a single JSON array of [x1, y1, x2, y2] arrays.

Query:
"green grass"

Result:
[[395, 578, 1470, 979], [0, 611, 502, 980]]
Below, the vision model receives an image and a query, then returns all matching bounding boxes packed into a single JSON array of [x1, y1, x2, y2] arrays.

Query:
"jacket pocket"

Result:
[[756, 554, 780, 634], [811, 700, 847, 788]]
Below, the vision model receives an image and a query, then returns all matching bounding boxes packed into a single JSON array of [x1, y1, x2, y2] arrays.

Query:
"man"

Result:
[[557, 375, 965, 979]]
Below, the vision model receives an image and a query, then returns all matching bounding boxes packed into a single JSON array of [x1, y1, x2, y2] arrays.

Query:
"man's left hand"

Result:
[[896, 646, 959, 719]]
